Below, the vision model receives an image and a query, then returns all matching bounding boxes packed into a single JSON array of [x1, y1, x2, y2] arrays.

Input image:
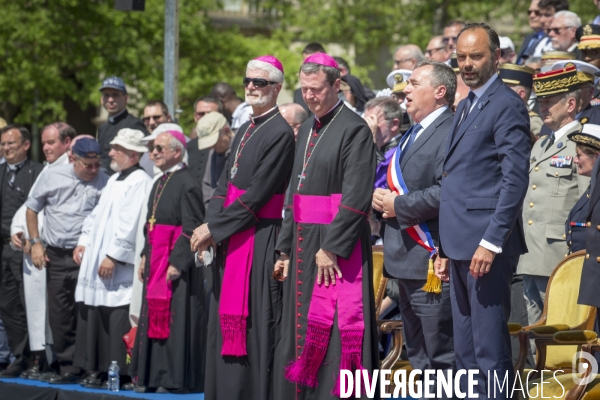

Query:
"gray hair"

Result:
[[561, 88, 581, 110], [299, 63, 341, 85], [393, 44, 425, 63], [364, 97, 402, 122], [246, 60, 284, 83], [553, 10, 581, 27], [415, 60, 457, 106], [168, 135, 187, 159]]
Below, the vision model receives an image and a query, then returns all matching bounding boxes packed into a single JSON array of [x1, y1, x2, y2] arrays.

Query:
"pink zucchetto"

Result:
[[303, 53, 340, 69], [254, 55, 284, 74], [166, 130, 187, 147]]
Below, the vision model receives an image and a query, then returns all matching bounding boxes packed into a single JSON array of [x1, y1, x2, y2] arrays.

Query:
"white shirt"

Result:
[[554, 120, 579, 142], [533, 37, 553, 58], [401, 106, 449, 150], [231, 102, 253, 131]]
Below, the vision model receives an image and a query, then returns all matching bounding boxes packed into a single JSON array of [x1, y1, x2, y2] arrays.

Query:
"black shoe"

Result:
[[20, 365, 41, 380], [39, 371, 61, 382], [46, 372, 82, 384], [133, 385, 155, 393], [0, 362, 8, 371], [0, 363, 24, 378], [156, 386, 190, 394], [79, 371, 100, 386], [81, 372, 105, 388], [121, 382, 135, 391]]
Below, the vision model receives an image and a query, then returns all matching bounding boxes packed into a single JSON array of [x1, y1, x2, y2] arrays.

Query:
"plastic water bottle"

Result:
[[108, 361, 120, 392]]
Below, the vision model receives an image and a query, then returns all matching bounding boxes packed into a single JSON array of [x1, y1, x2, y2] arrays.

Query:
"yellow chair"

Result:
[[511, 251, 597, 399]]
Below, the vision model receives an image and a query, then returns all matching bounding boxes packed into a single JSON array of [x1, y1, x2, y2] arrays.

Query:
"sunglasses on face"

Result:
[[148, 144, 167, 153], [142, 115, 164, 123], [242, 77, 278, 88], [77, 159, 101, 170], [528, 9, 541, 16], [442, 36, 458, 44]]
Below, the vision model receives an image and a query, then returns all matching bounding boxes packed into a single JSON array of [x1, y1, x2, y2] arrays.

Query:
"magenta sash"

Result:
[[219, 183, 284, 356], [146, 224, 182, 339], [285, 194, 366, 396]]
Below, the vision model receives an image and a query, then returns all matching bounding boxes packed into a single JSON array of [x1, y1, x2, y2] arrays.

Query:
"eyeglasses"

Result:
[[528, 9, 541, 16], [148, 144, 165, 153], [425, 47, 446, 56], [548, 26, 573, 35], [77, 159, 100, 170], [142, 115, 164, 123], [242, 77, 278, 88], [442, 36, 458, 44], [394, 58, 413, 66]]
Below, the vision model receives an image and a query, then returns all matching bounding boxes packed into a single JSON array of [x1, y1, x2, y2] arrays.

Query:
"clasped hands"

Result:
[[372, 188, 398, 218], [273, 248, 342, 287], [190, 223, 216, 263]]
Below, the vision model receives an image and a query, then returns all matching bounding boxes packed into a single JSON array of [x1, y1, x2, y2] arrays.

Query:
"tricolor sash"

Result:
[[386, 139, 442, 293]]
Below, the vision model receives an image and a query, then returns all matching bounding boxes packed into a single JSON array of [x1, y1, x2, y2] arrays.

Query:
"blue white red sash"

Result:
[[386, 140, 437, 258]]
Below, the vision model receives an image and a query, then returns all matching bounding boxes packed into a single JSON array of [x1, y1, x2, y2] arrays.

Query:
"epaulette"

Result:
[[538, 135, 548, 140], [580, 117, 589, 124], [529, 110, 539, 117]]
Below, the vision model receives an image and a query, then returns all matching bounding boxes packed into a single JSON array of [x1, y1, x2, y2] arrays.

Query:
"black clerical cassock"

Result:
[[204, 107, 295, 400], [274, 101, 379, 399], [130, 165, 206, 392]]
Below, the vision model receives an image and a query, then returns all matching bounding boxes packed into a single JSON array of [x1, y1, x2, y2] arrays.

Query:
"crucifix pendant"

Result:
[[230, 166, 238, 180], [148, 216, 156, 231], [297, 172, 306, 191]]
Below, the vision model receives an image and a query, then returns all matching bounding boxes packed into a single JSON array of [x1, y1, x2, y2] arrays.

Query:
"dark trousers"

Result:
[[0, 244, 30, 367], [397, 278, 455, 399], [46, 246, 80, 375], [450, 256, 517, 400]]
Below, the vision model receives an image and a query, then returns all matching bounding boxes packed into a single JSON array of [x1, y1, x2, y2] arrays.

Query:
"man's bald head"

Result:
[[393, 44, 425, 70], [279, 103, 308, 140]]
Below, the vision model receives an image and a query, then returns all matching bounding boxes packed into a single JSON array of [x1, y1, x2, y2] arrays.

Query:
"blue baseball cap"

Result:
[[99, 76, 127, 93], [72, 138, 101, 158]]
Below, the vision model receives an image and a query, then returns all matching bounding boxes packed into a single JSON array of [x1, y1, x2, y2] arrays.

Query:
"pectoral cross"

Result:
[[297, 173, 306, 191], [148, 216, 156, 231]]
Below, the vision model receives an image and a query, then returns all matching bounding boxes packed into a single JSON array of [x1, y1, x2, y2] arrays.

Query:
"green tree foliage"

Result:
[[0, 0, 298, 132]]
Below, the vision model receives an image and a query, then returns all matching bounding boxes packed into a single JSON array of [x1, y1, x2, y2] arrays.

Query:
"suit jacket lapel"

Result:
[[402, 109, 452, 168], [447, 77, 503, 156]]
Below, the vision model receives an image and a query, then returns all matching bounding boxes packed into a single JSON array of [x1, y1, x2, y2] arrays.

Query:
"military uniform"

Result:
[[519, 65, 590, 328], [565, 185, 590, 254], [386, 69, 413, 134]]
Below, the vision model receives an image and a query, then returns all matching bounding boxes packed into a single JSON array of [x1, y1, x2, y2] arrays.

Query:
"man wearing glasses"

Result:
[[0, 125, 42, 379], [425, 36, 450, 62], [516, 0, 547, 64], [142, 100, 172, 133], [548, 11, 581, 53], [97, 76, 148, 175], [442, 20, 464, 53], [392, 44, 424, 71], [530, 0, 570, 58], [25, 138, 108, 384]]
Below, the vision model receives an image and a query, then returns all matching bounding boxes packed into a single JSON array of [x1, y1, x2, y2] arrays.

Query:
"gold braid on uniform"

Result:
[[569, 134, 600, 151]]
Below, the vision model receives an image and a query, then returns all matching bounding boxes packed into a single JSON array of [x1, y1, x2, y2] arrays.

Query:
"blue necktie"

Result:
[[399, 123, 422, 162]]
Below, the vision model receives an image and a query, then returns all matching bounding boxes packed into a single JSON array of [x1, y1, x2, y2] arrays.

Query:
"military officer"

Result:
[[578, 125, 600, 318], [551, 60, 600, 126], [518, 64, 590, 329], [499, 63, 543, 145], [565, 124, 600, 254], [577, 24, 600, 70]]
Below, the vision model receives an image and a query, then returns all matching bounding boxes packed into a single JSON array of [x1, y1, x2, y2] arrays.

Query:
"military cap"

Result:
[[498, 63, 535, 88], [568, 123, 600, 151], [533, 63, 580, 98], [540, 51, 576, 72], [386, 69, 412, 94], [551, 60, 599, 84], [577, 24, 600, 50], [450, 53, 459, 73]]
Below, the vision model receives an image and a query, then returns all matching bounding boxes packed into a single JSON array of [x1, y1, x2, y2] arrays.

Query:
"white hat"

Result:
[[551, 59, 600, 84], [568, 123, 600, 150], [141, 123, 184, 142], [109, 128, 148, 153], [386, 69, 412, 94], [499, 36, 515, 52]]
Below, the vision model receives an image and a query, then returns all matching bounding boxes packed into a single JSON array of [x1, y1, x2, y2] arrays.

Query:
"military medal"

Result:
[[230, 112, 280, 180], [550, 155, 572, 167]]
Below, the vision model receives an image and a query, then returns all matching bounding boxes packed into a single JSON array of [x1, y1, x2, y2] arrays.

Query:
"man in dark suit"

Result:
[[436, 23, 531, 398], [0, 125, 43, 377], [516, 0, 547, 64], [372, 60, 456, 387]]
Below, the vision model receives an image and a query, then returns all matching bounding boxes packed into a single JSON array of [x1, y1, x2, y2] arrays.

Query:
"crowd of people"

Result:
[[1, 0, 600, 398]]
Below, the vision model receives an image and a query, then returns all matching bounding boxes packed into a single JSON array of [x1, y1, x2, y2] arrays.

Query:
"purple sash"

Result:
[[285, 194, 366, 396], [146, 224, 182, 339], [219, 183, 284, 356]]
